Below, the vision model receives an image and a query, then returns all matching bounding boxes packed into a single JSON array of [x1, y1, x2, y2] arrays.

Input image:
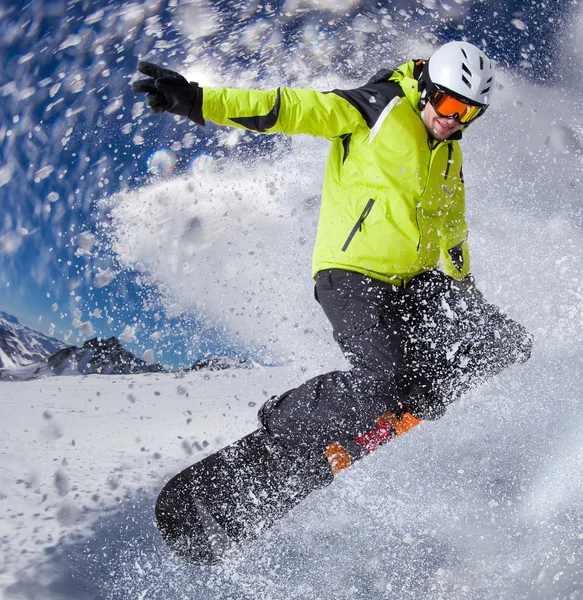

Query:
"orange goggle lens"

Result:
[[430, 90, 484, 124]]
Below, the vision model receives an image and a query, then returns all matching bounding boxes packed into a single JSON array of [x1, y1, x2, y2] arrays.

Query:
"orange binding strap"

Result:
[[325, 412, 421, 475], [326, 441, 352, 475], [377, 411, 421, 438]]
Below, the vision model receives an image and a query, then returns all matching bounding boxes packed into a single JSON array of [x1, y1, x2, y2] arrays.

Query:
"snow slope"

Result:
[[1, 347, 582, 599]]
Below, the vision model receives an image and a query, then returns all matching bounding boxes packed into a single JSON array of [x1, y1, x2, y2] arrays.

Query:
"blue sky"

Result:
[[0, 0, 574, 368]]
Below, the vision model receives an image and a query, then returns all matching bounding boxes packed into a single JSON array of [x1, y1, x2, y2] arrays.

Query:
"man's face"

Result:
[[422, 101, 465, 141]]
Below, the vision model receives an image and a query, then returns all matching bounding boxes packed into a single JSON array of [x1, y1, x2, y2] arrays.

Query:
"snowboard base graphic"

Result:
[[155, 412, 420, 565]]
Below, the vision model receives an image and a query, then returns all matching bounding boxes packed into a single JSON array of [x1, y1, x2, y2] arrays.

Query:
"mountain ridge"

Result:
[[0, 311, 68, 369], [0, 311, 253, 380]]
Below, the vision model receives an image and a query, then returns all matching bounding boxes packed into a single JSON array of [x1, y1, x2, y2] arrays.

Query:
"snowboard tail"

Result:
[[156, 411, 420, 565]]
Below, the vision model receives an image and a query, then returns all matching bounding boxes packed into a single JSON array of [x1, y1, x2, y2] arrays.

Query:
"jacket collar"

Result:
[[389, 60, 464, 142]]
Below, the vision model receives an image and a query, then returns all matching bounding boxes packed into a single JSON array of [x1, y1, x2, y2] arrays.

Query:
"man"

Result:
[[133, 41, 532, 474]]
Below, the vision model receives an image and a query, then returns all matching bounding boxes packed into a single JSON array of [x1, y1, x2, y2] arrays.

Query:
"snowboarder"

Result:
[[133, 41, 532, 479]]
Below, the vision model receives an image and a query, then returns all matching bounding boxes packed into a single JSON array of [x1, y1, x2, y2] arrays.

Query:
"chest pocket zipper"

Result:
[[342, 198, 376, 252]]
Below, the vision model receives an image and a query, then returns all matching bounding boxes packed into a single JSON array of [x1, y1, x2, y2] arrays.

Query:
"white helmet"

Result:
[[424, 41, 495, 107]]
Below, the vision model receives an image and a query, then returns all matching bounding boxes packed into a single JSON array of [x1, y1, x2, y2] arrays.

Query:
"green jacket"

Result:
[[201, 60, 469, 286]]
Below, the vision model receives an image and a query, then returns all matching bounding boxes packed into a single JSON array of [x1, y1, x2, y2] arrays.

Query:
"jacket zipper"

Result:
[[342, 198, 375, 252], [444, 144, 453, 180]]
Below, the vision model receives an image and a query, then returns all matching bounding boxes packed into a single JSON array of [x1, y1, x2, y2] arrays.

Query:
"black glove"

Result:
[[131, 61, 205, 125]]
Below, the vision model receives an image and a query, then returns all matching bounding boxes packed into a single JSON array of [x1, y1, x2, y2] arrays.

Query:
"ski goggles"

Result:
[[428, 88, 486, 124]]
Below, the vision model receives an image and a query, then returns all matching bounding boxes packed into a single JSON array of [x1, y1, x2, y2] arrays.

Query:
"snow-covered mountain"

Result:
[[0, 314, 255, 380], [0, 336, 166, 380], [0, 311, 68, 369]]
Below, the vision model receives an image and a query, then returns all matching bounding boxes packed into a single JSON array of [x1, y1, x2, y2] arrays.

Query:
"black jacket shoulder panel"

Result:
[[366, 68, 395, 85], [327, 75, 404, 129]]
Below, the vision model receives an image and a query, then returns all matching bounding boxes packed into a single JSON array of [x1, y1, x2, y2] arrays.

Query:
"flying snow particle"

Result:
[[49, 83, 61, 98], [183, 216, 204, 243], [78, 321, 94, 337], [511, 18, 527, 31], [0, 164, 14, 187], [283, 0, 358, 13], [68, 77, 86, 94], [107, 474, 121, 490], [47, 191, 60, 203], [119, 325, 137, 343], [181, 440, 193, 455], [132, 102, 145, 119], [0, 232, 22, 255], [59, 35, 82, 50], [182, 132, 196, 148], [85, 9, 104, 25], [55, 503, 77, 526], [176, 0, 221, 40], [34, 165, 54, 182], [143, 349, 155, 364], [54, 469, 71, 496], [40, 421, 63, 441], [17, 52, 35, 64], [104, 97, 123, 116], [76, 231, 96, 253], [17, 87, 35, 101], [93, 269, 116, 288], [547, 124, 582, 155], [166, 303, 185, 318]]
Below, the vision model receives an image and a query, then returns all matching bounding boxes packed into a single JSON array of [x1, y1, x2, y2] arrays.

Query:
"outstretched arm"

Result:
[[132, 61, 366, 139], [202, 86, 365, 138]]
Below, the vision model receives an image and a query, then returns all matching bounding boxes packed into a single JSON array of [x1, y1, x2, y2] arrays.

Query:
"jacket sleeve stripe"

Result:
[[228, 88, 281, 132]]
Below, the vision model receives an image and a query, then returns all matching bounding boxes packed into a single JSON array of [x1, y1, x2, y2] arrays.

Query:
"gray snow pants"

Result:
[[259, 269, 533, 457]]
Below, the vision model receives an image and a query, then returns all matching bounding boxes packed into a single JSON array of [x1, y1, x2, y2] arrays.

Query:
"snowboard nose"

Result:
[[155, 466, 232, 565]]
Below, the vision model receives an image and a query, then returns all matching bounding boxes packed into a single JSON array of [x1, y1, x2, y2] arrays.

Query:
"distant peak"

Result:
[[82, 336, 121, 350], [0, 311, 20, 324]]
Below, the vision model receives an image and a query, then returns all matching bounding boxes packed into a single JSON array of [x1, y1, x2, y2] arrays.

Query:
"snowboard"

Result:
[[155, 411, 421, 565]]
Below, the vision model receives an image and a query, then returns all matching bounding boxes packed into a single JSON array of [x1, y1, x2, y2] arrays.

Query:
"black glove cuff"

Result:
[[188, 86, 205, 126]]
